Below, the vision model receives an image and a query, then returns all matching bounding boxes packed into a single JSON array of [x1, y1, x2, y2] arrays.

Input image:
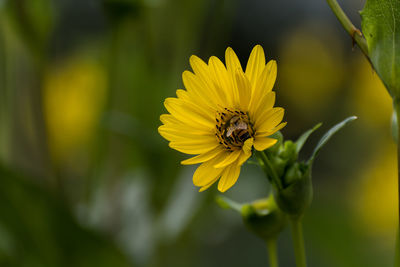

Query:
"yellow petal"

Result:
[[254, 137, 277, 151], [256, 122, 287, 137], [208, 56, 234, 106], [250, 60, 277, 112], [158, 125, 213, 142], [199, 176, 219, 192], [225, 47, 243, 75], [193, 157, 224, 187], [225, 47, 242, 105], [255, 107, 285, 133], [189, 55, 225, 104], [175, 89, 215, 118], [181, 146, 224, 165], [237, 137, 253, 165], [214, 150, 241, 168], [170, 139, 219, 155], [250, 91, 275, 120], [235, 70, 252, 111], [217, 164, 241, 192], [245, 45, 266, 86], [182, 71, 218, 109], [164, 98, 214, 129]]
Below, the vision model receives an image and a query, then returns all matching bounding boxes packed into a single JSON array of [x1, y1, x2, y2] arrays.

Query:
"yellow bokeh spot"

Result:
[[349, 58, 392, 127], [278, 25, 344, 118], [44, 55, 107, 161], [350, 142, 397, 244]]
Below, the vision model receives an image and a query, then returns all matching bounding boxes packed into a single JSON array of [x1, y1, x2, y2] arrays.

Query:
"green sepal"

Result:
[[295, 123, 322, 153], [274, 164, 312, 219]]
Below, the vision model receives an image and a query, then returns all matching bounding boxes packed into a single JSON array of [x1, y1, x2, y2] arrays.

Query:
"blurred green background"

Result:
[[0, 0, 397, 266]]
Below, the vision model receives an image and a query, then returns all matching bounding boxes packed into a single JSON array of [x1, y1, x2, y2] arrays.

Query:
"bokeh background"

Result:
[[0, 0, 397, 266]]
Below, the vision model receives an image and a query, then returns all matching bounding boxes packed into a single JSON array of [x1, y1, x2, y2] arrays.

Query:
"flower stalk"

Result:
[[266, 238, 279, 267], [290, 219, 307, 267], [394, 98, 400, 267], [325, 0, 369, 60], [256, 150, 283, 190]]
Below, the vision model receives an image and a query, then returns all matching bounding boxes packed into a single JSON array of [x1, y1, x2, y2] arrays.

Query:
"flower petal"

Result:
[[193, 157, 224, 187], [238, 137, 253, 165], [250, 91, 275, 121], [164, 98, 214, 129], [225, 47, 243, 75], [217, 164, 241, 192], [255, 107, 285, 133], [256, 122, 287, 137], [158, 125, 213, 142], [181, 146, 224, 165], [189, 55, 225, 104], [250, 60, 277, 107], [245, 45, 266, 86], [235, 70, 252, 111], [254, 137, 277, 151], [170, 139, 219, 155], [175, 89, 215, 118], [214, 149, 241, 168], [208, 56, 234, 106], [199, 177, 219, 192], [182, 71, 218, 109]]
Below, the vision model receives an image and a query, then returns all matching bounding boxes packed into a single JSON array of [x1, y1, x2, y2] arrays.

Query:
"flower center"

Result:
[[215, 108, 254, 150]]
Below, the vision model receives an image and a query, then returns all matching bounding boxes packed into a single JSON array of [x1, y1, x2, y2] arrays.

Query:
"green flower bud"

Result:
[[241, 195, 287, 241], [216, 195, 287, 241], [258, 117, 356, 219], [279, 140, 297, 165], [274, 164, 312, 219]]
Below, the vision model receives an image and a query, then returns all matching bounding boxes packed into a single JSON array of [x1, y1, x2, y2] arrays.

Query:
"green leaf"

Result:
[[361, 0, 400, 97], [308, 116, 357, 164], [295, 123, 322, 153]]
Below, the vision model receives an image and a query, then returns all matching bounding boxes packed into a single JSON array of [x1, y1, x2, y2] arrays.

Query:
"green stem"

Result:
[[395, 100, 400, 267], [325, 0, 369, 59], [395, 229, 399, 267], [256, 151, 283, 190], [290, 219, 307, 267], [266, 238, 279, 267]]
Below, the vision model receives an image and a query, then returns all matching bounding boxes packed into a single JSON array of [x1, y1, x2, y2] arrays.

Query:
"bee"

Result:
[[226, 116, 250, 142]]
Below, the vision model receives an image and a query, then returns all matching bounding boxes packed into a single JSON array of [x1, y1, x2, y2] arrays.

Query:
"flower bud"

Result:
[[274, 164, 312, 219], [258, 117, 356, 219], [241, 196, 287, 240], [216, 195, 287, 241]]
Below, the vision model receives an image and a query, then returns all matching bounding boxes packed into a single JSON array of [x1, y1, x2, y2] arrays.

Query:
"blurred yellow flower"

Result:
[[351, 143, 397, 245], [44, 56, 107, 161], [350, 58, 392, 127], [278, 26, 344, 119], [159, 45, 286, 192]]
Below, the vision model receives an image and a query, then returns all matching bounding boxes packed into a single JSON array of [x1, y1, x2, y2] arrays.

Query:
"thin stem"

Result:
[[290, 219, 307, 267], [395, 100, 400, 267], [325, 0, 369, 59], [266, 238, 279, 267], [395, 228, 399, 267], [255, 151, 283, 190]]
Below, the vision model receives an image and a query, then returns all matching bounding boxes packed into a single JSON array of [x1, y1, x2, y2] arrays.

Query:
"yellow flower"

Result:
[[158, 45, 286, 192]]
